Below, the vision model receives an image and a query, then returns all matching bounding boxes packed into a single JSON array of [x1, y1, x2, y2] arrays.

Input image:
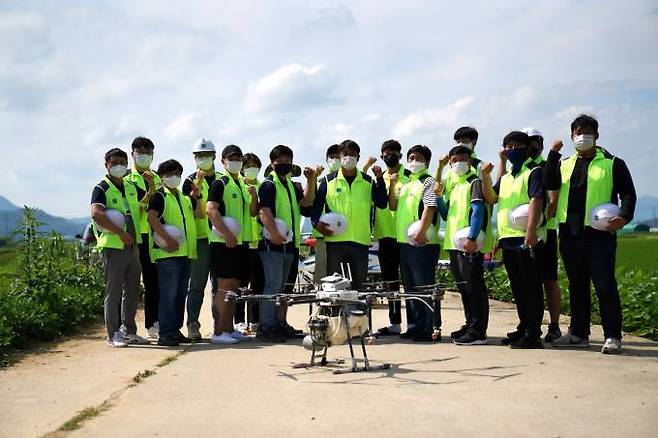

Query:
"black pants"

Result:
[[449, 250, 489, 336], [326, 242, 369, 290], [378, 238, 412, 325], [235, 248, 264, 324], [502, 245, 544, 339], [559, 232, 622, 340], [139, 234, 160, 329]]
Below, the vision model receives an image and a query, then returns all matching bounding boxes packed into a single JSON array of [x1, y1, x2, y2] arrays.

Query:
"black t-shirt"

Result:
[[147, 189, 196, 218], [90, 178, 145, 215]]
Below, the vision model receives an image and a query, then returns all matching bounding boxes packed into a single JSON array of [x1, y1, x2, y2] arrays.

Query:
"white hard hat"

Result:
[[406, 220, 435, 246], [509, 204, 544, 231], [521, 127, 543, 138], [452, 227, 485, 252], [212, 216, 241, 238], [319, 212, 348, 237], [262, 218, 293, 243], [154, 224, 185, 248], [192, 138, 216, 153], [97, 209, 125, 233], [589, 203, 621, 231]]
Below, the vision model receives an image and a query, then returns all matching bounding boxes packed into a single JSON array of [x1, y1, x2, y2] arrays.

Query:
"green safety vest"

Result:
[[93, 177, 142, 250], [496, 159, 546, 241], [207, 171, 250, 245], [185, 170, 222, 240], [149, 187, 197, 262], [243, 179, 262, 249], [556, 148, 615, 227], [395, 170, 440, 245], [312, 174, 329, 239], [374, 166, 410, 240], [532, 155, 558, 231], [268, 172, 302, 248], [124, 167, 161, 234], [442, 171, 494, 252], [325, 169, 374, 246]]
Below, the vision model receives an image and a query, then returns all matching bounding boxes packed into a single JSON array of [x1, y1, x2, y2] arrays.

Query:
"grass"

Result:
[[133, 369, 156, 383], [617, 234, 658, 272], [58, 405, 109, 432]]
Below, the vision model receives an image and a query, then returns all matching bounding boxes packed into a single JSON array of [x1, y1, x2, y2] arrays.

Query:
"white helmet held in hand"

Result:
[[406, 220, 435, 246], [262, 218, 293, 243], [589, 203, 621, 231], [97, 209, 125, 233], [509, 204, 543, 231], [319, 212, 348, 237], [452, 227, 485, 252], [154, 224, 184, 248], [212, 216, 241, 238]]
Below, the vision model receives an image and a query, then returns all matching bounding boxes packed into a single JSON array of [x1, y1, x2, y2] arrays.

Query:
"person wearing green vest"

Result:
[[482, 131, 546, 349], [312, 139, 388, 290], [437, 145, 493, 346], [235, 152, 265, 332], [207, 145, 259, 345], [147, 159, 202, 347], [181, 138, 220, 341], [363, 140, 413, 336], [389, 145, 441, 342], [258, 145, 316, 342], [91, 148, 149, 347], [124, 136, 162, 340], [443, 127, 485, 195], [545, 114, 636, 354], [519, 127, 563, 343], [312, 144, 340, 283]]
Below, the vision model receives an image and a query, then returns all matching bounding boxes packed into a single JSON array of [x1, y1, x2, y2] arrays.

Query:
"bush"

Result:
[[0, 207, 105, 365]]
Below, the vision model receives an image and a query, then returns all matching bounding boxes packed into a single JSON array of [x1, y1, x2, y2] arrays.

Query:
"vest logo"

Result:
[[336, 188, 342, 193], [232, 193, 238, 199], [112, 199, 118, 204]]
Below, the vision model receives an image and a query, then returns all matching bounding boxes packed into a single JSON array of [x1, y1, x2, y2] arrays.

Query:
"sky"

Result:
[[1, 0, 657, 218]]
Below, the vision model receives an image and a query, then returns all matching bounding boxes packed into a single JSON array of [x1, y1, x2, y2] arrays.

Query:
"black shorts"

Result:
[[210, 242, 249, 280], [540, 229, 558, 281]]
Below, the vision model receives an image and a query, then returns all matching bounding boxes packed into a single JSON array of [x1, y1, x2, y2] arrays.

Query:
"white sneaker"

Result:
[[552, 334, 590, 348], [230, 331, 250, 341], [234, 322, 248, 334], [125, 333, 150, 345], [601, 337, 622, 354], [147, 326, 159, 339], [210, 332, 239, 344], [109, 331, 126, 348]]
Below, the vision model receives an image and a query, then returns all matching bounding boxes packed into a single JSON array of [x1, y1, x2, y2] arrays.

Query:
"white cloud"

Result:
[[163, 112, 200, 142], [393, 96, 476, 137]]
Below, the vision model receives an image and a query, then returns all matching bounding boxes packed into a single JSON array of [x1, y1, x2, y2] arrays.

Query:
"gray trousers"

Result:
[[313, 238, 327, 283], [101, 245, 141, 339]]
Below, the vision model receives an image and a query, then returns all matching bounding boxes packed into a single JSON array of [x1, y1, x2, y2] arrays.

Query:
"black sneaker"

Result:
[[279, 323, 303, 339], [413, 331, 437, 343], [453, 332, 487, 346], [175, 331, 191, 343], [257, 328, 287, 343], [399, 328, 418, 339], [509, 335, 544, 349], [501, 330, 524, 345], [450, 325, 469, 339], [544, 323, 562, 343], [157, 336, 180, 347]]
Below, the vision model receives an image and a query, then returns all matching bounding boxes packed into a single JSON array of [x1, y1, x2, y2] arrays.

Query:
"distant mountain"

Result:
[[0, 195, 89, 238]]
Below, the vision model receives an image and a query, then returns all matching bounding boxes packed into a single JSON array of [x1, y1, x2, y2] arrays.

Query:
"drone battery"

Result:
[[316, 290, 359, 302]]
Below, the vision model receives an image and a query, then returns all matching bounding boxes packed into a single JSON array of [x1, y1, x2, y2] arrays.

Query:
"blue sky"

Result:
[[1, 0, 657, 217]]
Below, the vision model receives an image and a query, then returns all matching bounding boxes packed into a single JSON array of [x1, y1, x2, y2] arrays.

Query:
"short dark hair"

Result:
[[503, 131, 530, 148], [339, 139, 360, 155], [243, 153, 262, 168], [269, 145, 294, 161], [104, 148, 128, 163], [571, 114, 599, 133], [131, 136, 154, 151], [381, 139, 402, 153], [221, 145, 243, 159], [326, 144, 340, 158], [157, 159, 183, 176], [407, 145, 432, 162], [449, 145, 473, 157], [454, 126, 479, 142]]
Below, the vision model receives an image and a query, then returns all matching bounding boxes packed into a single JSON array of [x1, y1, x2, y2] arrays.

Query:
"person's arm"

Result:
[[607, 157, 637, 232], [388, 173, 399, 211], [300, 167, 317, 207], [525, 167, 545, 247], [247, 185, 259, 217], [362, 156, 377, 174], [206, 180, 238, 248], [90, 186, 134, 245], [468, 201, 485, 238], [480, 163, 498, 204], [370, 169, 388, 209], [494, 147, 508, 184], [413, 206, 436, 245], [436, 197, 448, 221], [146, 192, 178, 252]]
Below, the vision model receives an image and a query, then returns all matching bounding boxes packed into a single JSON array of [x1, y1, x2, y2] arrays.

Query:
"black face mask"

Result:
[[273, 163, 292, 176], [529, 147, 541, 159], [382, 154, 400, 168]]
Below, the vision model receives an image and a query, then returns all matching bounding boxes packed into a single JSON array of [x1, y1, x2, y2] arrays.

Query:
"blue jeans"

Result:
[[400, 243, 440, 335], [157, 257, 191, 338], [259, 249, 294, 331]]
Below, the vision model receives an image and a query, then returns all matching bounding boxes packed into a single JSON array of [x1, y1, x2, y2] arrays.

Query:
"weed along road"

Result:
[[1, 291, 656, 438]]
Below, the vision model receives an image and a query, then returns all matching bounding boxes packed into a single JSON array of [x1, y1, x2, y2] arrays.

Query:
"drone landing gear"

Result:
[[292, 345, 345, 369], [331, 333, 391, 375]]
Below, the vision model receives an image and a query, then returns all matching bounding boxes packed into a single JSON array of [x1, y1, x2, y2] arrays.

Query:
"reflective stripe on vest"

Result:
[[374, 166, 410, 240], [94, 177, 142, 250], [124, 167, 161, 234], [556, 148, 614, 227], [150, 188, 197, 261], [207, 172, 248, 245], [395, 171, 440, 245], [325, 169, 373, 246]]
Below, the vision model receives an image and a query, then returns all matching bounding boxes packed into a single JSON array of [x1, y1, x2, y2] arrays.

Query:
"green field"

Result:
[[617, 234, 658, 272]]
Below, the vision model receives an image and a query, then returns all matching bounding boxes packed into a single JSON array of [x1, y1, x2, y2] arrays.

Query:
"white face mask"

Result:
[[452, 161, 470, 176], [225, 160, 243, 174], [407, 160, 427, 174], [243, 167, 260, 180], [108, 164, 127, 178], [327, 158, 341, 172], [457, 142, 475, 151], [195, 156, 214, 171], [134, 153, 153, 169], [340, 156, 358, 170], [163, 175, 181, 189], [573, 134, 596, 152]]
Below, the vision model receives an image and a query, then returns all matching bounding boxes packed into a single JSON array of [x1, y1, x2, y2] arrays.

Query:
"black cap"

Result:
[[222, 144, 243, 159]]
